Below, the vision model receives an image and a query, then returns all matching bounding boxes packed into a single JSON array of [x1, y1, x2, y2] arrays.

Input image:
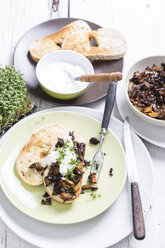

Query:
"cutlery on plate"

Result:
[[123, 117, 146, 240], [74, 72, 122, 82], [90, 81, 117, 183]]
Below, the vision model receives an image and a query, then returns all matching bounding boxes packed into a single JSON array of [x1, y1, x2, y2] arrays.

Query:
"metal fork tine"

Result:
[[90, 160, 97, 173], [88, 82, 117, 184], [90, 146, 104, 183], [96, 163, 103, 182], [90, 161, 95, 173]]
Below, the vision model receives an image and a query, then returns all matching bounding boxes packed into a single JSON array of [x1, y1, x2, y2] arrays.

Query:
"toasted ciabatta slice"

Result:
[[43, 132, 85, 203], [30, 20, 91, 62], [62, 28, 127, 60], [16, 124, 70, 186]]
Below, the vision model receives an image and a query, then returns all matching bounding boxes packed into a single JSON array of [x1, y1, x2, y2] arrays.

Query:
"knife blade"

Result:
[[123, 117, 146, 240]]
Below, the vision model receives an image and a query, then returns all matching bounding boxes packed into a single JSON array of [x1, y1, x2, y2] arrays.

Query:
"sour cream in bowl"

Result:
[[36, 50, 94, 100]]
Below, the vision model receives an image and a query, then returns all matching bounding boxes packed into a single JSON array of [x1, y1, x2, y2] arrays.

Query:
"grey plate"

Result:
[[14, 18, 123, 105]]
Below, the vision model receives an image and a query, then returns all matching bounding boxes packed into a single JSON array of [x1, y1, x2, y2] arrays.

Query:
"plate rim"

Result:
[[0, 109, 127, 224], [0, 106, 155, 248]]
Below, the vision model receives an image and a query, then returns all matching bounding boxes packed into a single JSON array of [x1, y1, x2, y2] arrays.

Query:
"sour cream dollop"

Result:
[[41, 135, 77, 176], [40, 62, 88, 94]]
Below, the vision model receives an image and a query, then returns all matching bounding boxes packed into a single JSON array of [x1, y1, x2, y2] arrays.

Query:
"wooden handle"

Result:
[[131, 182, 146, 240], [79, 72, 122, 82]]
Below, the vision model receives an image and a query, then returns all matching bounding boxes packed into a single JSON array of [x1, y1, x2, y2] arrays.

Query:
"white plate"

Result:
[[116, 79, 165, 148], [0, 107, 155, 248]]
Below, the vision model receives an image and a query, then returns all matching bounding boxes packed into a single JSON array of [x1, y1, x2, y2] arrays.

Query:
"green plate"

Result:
[[0, 111, 127, 224]]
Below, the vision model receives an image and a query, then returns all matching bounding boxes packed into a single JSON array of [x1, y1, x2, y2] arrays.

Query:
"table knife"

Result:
[[123, 117, 146, 240]]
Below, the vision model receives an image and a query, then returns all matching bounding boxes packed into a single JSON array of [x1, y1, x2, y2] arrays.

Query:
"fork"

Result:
[[90, 81, 118, 183]]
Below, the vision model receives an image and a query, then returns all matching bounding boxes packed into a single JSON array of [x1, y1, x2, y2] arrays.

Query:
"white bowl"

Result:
[[36, 50, 94, 100], [124, 55, 165, 127]]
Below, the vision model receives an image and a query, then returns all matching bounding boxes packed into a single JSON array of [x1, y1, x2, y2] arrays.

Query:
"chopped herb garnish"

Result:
[[90, 193, 102, 199], [65, 168, 76, 180], [69, 146, 74, 152], [69, 158, 78, 165], [54, 137, 79, 177], [55, 145, 60, 151], [58, 149, 65, 159], [70, 172, 76, 180]]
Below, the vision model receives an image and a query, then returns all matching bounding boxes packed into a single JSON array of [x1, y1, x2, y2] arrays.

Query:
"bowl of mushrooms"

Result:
[[125, 56, 165, 127]]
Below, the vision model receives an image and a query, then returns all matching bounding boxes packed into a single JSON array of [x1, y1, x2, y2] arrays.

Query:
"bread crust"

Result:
[[62, 28, 127, 60], [30, 20, 91, 62], [16, 124, 70, 186], [30, 39, 61, 63]]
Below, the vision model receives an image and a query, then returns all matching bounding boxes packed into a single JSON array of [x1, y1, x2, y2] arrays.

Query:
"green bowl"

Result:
[[36, 50, 94, 100], [39, 80, 88, 100]]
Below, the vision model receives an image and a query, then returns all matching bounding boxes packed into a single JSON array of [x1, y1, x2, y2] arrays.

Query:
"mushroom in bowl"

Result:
[[124, 56, 165, 127]]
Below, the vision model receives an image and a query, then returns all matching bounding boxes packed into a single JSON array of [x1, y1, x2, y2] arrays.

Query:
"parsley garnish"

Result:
[[69, 158, 78, 165], [65, 168, 76, 179], [69, 146, 74, 152], [58, 149, 65, 158], [54, 138, 79, 175], [90, 193, 101, 199]]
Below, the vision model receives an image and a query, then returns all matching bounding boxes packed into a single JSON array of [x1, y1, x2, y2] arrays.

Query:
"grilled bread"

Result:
[[30, 20, 92, 62], [15, 124, 70, 186], [62, 28, 127, 60]]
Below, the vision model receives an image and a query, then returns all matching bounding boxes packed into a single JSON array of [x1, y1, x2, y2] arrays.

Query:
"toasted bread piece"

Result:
[[44, 134, 85, 204], [30, 39, 61, 63], [62, 28, 127, 60], [16, 124, 70, 186], [30, 20, 91, 62]]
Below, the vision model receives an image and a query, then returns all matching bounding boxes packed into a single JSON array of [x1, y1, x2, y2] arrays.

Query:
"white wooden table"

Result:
[[0, 0, 165, 247]]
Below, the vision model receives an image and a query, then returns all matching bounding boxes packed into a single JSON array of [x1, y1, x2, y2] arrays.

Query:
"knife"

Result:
[[123, 117, 146, 240]]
